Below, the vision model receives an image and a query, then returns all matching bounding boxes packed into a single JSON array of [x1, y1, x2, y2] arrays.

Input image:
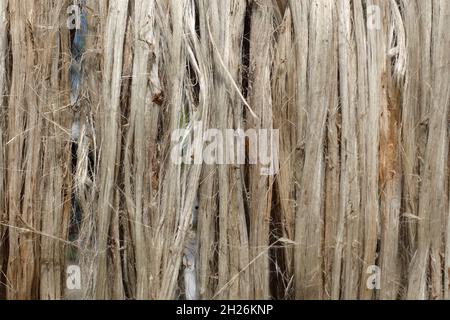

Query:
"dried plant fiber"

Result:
[[0, 0, 449, 300]]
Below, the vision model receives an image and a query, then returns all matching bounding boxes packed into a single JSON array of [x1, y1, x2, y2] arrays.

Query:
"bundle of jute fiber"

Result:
[[0, 0, 449, 300]]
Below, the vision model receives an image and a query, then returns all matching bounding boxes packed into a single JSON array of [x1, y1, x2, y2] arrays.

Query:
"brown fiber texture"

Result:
[[0, 0, 449, 300]]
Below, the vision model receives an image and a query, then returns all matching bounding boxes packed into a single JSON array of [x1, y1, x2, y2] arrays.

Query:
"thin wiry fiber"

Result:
[[0, 0, 7, 298], [0, 0, 449, 300]]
